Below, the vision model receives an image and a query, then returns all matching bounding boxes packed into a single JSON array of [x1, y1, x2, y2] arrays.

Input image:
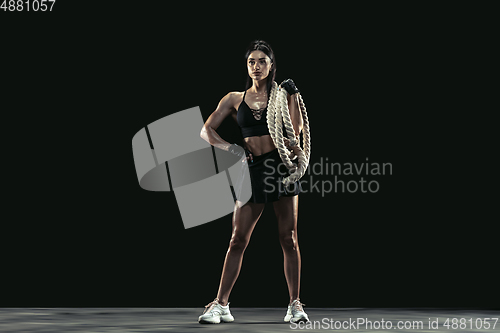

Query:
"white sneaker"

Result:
[[198, 299, 235, 324], [284, 299, 309, 323], [284, 306, 293, 322]]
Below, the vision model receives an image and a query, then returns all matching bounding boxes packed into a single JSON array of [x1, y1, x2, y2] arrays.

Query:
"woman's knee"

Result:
[[279, 230, 298, 251], [229, 234, 250, 252]]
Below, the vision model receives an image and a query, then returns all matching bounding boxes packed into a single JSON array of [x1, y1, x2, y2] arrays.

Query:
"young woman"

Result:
[[199, 40, 309, 324]]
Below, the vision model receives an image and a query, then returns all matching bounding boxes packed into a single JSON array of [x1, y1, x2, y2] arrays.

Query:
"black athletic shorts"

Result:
[[247, 148, 301, 203]]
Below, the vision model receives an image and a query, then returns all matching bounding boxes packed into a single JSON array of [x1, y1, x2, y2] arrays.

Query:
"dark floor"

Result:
[[0, 308, 498, 332]]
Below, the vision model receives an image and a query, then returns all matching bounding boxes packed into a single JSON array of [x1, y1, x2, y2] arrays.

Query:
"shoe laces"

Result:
[[291, 299, 305, 311], [202, 298, 220, 314]]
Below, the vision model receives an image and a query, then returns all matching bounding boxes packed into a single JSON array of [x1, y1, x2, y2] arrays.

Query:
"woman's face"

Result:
[[247, 50, 273, 82]]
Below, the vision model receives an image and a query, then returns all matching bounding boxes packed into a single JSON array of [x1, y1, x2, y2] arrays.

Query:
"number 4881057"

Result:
[[1, 0, 57, 11]]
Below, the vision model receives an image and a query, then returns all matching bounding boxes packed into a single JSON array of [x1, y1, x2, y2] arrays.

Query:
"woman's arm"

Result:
[[287, 92, 304, 137], [200, 92, 238, 151]]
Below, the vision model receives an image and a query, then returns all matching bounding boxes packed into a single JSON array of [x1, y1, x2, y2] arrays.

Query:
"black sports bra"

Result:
[[236, 90, 270, 138]]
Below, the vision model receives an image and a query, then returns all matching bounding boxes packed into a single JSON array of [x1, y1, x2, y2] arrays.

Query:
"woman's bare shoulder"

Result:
[[229, 91, 245, 100], [223, 91, 245, 109], [214, 91, 245, 115]]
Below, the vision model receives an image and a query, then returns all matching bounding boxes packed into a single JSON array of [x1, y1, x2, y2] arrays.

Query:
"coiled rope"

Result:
[[266, 80, 311, 186]]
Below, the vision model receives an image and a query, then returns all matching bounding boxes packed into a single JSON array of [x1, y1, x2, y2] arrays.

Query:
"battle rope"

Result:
[[266, 80, 311, 186]]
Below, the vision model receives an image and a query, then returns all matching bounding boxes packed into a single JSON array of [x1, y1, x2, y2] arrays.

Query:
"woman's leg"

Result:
[[216, 201, 265, 305], [273, 195, 300, 303]]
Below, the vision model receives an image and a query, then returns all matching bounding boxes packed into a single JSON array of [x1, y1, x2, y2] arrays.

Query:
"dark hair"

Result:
[[244, 40, 276, 96]]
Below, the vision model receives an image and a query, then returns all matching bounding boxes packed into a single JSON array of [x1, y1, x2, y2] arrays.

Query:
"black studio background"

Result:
[[2, 3, 496, 308]]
